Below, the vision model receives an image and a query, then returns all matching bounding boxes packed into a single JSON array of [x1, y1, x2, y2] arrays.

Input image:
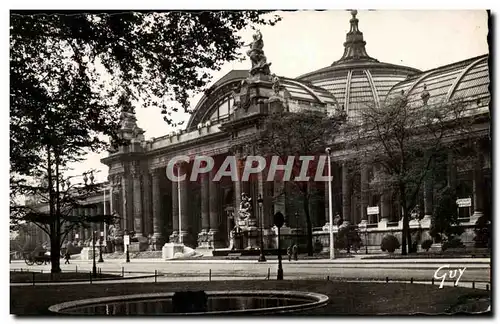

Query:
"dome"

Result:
[[386, 54, 489, 107], [186, 71, 340, 131], [297, 10, 421, 121]]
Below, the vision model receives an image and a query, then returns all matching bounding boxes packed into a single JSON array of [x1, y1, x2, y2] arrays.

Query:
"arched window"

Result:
[[206, 96, 232, 123]]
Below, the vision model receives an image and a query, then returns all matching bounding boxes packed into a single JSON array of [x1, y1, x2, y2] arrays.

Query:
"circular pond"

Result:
[[49, 290, 329, 315]]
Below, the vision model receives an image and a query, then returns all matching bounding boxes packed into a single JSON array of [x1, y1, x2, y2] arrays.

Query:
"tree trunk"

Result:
[[51, 151, 61, 273], [399, 183, 410, 255], [302, 194, 314, 256]]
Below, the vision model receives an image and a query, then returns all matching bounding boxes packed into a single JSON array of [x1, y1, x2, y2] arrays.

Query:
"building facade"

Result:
[[92, 11, 490, 253]]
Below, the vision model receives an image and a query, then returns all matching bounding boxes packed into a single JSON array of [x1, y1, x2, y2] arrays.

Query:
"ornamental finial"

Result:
[[351, 9, 358, 18]]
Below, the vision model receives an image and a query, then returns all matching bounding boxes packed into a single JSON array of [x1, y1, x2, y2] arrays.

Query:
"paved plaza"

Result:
[[10, 257, 491, 286]]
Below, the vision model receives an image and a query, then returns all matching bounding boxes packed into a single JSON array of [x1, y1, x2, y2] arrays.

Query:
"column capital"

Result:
[[150, 168, 164, 178], [131, 167, 143, 179]]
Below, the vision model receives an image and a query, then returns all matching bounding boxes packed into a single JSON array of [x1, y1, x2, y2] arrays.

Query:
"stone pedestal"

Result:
[[378, 218, 389, 230], [207, 230, 225, 249], [162, 243, 185, 260], [409, 218, 421, 229], [178, 231, 195, 248], [420, 215, 432, 228], [245, 229, 259, 249], [358, 219, 368, 227], [169, 231, 179, 244], [151, 235, 164, 251], [197, 230, 211, 249]]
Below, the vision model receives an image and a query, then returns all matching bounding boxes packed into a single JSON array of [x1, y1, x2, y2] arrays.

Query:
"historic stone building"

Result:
[[64, 11, 490, 253]]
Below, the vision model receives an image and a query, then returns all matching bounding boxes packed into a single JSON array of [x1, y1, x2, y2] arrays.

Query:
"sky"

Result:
[[65, 10, 489, 183]]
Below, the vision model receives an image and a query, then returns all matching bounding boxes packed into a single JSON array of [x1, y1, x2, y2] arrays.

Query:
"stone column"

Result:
[[143, 171, 153, 236], [78, 207, 85, 243], [96, 203, 104, 237], [447, 151, 457, 190], [151, 169, 164, 248], [198, 169, 210, 248], [208, 168, 223, 248], [201, 171, 210, 232], [121, 173, 133, 231], [472, 143, 484, 222], [170, 179, 179, 242], [85, 207, 92, 242], [423, 180, 433, 219], [178, 162, 191, 245], [380, 190, 391, 222], [258, 170, 272, 228], [341, 162, 351, 224], [360, 163, 369, 225], [234, 155, 243, 211], [274, 179, 286, 215], [90, 205, 98, 239], [69, 208, 78, 242], [131, 168, 143, 238]]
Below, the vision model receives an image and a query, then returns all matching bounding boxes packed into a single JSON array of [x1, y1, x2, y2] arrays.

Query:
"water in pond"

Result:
[[63, 296, 313, 315]]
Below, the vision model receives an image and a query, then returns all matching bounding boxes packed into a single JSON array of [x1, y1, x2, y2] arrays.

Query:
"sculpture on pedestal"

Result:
[[271, 74, 281, 95], [245, 30, 271, 76], [107, 220, 124, 252], [238, 193, 253, 220]]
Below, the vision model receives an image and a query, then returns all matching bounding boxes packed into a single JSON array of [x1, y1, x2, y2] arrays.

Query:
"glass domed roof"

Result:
[[297, 10, 422, 122]]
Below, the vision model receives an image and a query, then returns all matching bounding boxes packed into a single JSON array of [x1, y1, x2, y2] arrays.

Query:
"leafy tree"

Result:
[[334, 224, 363, 253], [350, 94, 475, 255], [430, 186, 464, 242], [473, 215, 491, 249], [11, 171, 118, 270], [255, 110, 345, 256]]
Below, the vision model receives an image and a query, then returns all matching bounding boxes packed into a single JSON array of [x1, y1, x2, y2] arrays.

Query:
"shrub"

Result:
[[473, 215, 491, 249], [313, 240, 323, 253], [421, 239, 433, 252], [380, 235, 400, 253], [441, 237, 465, 251], [334, 224, 362, 253]]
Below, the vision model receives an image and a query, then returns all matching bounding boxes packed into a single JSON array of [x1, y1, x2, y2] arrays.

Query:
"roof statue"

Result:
[[271, 73, 281, 95], [245, 30, 272, 76]]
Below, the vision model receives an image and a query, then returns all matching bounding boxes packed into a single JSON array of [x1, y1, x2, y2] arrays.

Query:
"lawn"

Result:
[[10, 280, 490, 315], [10, 271, 122, 283]]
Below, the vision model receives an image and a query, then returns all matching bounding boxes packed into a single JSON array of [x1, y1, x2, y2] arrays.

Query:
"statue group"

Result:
[[238, 192, 252, 220], [246, 30, 271, 76]]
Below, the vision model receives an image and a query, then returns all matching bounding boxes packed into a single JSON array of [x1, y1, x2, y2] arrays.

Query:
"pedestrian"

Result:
[[64, 251, 71, 264], [287, 245, 292, 262], [292, 244, 298, 261]]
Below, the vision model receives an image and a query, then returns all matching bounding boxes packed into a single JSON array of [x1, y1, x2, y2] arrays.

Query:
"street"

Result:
[[10, 258, 491, 284]]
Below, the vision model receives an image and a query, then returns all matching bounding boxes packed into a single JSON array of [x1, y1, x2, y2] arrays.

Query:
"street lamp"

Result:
[[177, 162, 183, 245], [364, 226, 368, 254], [92, 231, 97, 277], [325, 147, 335, 259], [98, 231, 104, 262], [125, 231, 131, 263], [257, 194, 266, 262], [274, 212, 285, 280], [295, 212, 299, 246]]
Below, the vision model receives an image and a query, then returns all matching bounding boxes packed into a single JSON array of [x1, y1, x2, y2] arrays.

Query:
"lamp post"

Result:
[[365, 230, 369, 255], [177, 162, 183, 245], [325, 147, 335, 259], [257, 194, 266, 262], [295, 212, 299, 246], [124, 231, 130, 263], [92, 231, 97, 277], [98, 231, 104, 262], [274, 211, 285, 280]]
